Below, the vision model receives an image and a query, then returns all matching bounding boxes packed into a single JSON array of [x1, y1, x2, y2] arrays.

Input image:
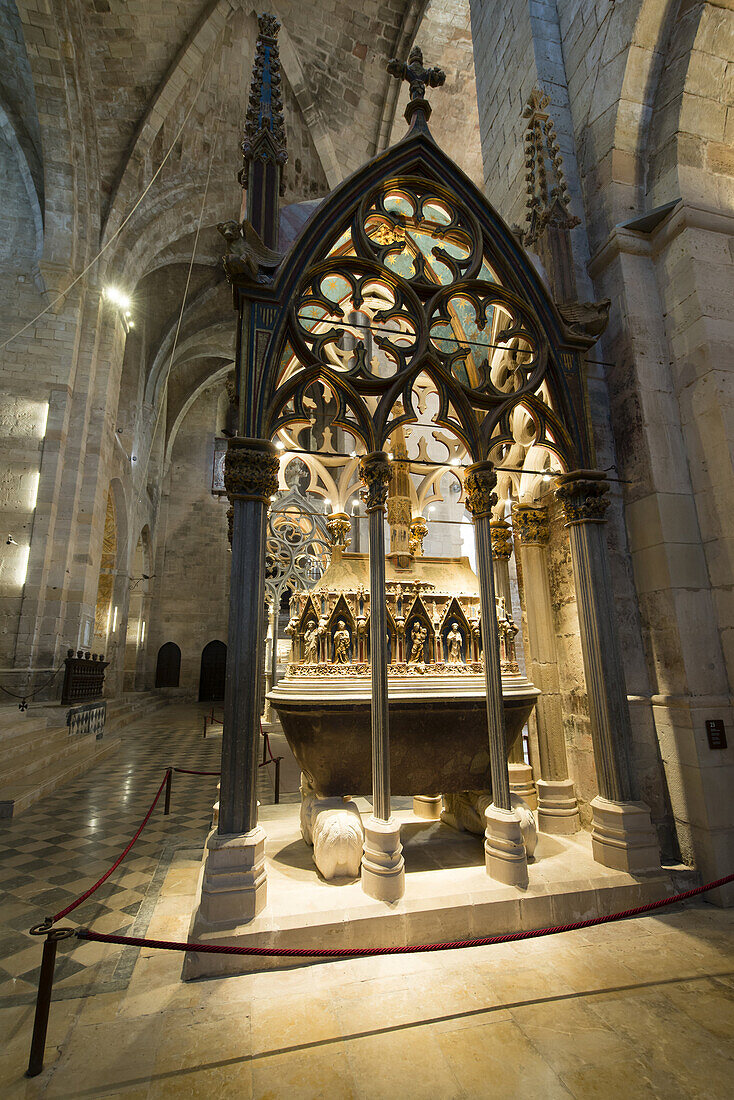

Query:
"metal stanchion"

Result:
[[26, 924, 75, 1078], [163, 768, 172, 815], [274, 757, 281, 804]]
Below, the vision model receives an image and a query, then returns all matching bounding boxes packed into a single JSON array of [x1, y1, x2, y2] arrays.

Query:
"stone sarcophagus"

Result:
[[269, 549, 539, 797]]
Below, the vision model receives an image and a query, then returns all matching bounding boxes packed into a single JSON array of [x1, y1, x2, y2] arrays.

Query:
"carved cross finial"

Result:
[[387, 45, 445, 103]]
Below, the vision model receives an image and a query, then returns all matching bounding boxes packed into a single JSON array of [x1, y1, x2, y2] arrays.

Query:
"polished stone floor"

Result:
[[1, 703, 733, 1097]]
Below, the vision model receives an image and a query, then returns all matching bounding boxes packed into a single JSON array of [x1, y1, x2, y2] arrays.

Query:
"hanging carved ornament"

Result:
[[520, 87, 580, 248], [326, 512, 351, 550], [464, 462, 498, 519], [224, 441, 279, 503], [554, 475, 610, 525], [512, 505, 550, 545], [409, 515, 429, 557], [359, 454, 392, 511], [489, 519, 513, 560]]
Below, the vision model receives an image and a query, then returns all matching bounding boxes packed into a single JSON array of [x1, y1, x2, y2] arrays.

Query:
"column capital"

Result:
[[359, 451, 391, 511], [512, 503, 550, 545], [464, 460, 498, 519], [489, 518, 513, 559], [554, 470, 609, 526], [224, 438, 279, 504]]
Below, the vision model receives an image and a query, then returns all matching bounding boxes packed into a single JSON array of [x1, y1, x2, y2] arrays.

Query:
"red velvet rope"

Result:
[[76, 873, 734, 958], [172, 768, 221, 776], [51, 769, 172, 923]]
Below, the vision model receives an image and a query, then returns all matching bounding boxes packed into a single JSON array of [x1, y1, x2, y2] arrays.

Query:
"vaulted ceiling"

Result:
[[4, 0, 483, 455]]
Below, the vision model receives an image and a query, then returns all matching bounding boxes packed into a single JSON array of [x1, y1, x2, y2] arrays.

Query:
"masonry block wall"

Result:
[[472, 0, 734, 885]]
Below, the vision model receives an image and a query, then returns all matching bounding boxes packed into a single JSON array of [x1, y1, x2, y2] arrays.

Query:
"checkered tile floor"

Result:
[[0, 703, 277, 1006]]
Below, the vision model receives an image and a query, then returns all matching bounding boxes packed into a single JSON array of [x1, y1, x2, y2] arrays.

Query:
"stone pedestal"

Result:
[[508, 763, 537, 809], [484, 804, 529, 887], [361, 815, 405, 902], [590, 796, 660, 873], [197, 826, 267, 927], [413, 794, 442, 819], [537, 779, 581, 834]]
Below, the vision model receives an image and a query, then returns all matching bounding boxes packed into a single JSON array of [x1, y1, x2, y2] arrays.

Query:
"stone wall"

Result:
[[145, 385, 230, 699]]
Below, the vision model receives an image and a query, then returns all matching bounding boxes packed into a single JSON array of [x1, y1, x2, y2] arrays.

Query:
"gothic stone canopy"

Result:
[[225, 58, 600, 479]]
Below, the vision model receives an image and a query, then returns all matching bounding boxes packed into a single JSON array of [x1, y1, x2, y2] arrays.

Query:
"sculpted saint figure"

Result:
[[447, 621, 463, 664], [304, 620, 320, 664], [334, 619, 351, 664], [409, 620, 427, 663]]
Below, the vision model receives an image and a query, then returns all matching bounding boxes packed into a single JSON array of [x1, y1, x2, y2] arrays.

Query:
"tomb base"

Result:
[[181, 801, 679, 980]]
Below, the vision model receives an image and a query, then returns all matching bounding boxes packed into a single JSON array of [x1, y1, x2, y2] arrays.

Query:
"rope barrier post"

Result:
[[262, 729, 268, 766], [274, 757, 281, 804], [25, 925, 74, 1078], [163, 768, 172, 816]]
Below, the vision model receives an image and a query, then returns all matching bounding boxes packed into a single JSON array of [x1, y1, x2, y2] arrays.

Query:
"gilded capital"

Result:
[[512, 504, 549, 545], [326, 512, 351, 551], [409, 515, 429, 557], [489, 519, 513, 560], [554, 471, 610, 526], [359, 451, 392, 512], [464, 461, 498, 519], [224, 438, 279, 504]]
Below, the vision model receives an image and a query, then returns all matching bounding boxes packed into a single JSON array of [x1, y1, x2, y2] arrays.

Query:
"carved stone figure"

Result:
[[304, 620, 320, 664], [447, 622, 463, 664], [334, 619, 351, 664], [409, 620, 427, 663], [300, 776, 364, 880]]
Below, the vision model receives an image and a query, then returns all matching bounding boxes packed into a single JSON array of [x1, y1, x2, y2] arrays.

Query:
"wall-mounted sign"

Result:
[[705, 719, 727, 750]]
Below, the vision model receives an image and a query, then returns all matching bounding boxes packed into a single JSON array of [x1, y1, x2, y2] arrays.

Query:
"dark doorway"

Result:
[[199, 640, 227, 701], [155, 642, 181, 688]]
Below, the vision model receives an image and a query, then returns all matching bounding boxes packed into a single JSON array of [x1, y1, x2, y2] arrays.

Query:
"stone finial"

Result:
[[224, 438, 279, 504], [359, 452, 392, 512], [387, 45, 445, 126], [240, 12, 288, 193], [554, 471, 610, 526], [520, 87, 579, 249], [512, 504, 550, 545], [464, 461, 498, 520]]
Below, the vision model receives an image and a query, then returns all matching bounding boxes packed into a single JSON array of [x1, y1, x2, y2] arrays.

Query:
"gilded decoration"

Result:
[[464, 462, 498, 519], [359, 453, 392, 511], [409, 516, 429, 556], [554, 473, 610, 526], [224, 439, 279, 504], [489, 519, 513, 560], [326, 512, 351, 551], [512, 504, 550, 545]]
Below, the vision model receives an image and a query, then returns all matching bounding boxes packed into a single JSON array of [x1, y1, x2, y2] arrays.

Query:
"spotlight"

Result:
[[275, 441, 285, 450], [387, 452, 394, 460], [104, 286, 131, 310], [449, 458, 461, 467], [6, 534, 17, 545]]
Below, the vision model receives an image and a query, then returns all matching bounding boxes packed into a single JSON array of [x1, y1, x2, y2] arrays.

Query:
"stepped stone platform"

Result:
[[0, 691, 171, 818], [182, 800, 689, 980]]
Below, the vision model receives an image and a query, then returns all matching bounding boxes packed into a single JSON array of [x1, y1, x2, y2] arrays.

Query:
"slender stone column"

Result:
[[513, 504, 580, 833], [465, 462, 528, 886], [359, 452, 405, 901], [555, 472, 659, 871], [197, 438, 279, 926], [491, 519, 527, 777]]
